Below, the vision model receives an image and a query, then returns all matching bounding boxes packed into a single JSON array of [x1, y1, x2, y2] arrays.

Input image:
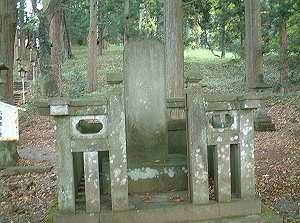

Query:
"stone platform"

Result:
[[54, 196, 262, 223]]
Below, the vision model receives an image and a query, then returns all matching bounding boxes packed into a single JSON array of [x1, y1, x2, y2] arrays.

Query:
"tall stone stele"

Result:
[[124, 40, 168, 162]]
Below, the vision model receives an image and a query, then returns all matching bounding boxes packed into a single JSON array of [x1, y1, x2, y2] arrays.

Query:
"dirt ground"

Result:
[[0, 105, 299, 223]]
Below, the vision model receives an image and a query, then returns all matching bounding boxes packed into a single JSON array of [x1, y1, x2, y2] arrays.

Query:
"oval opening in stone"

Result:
[[209, 113, 234, 129], [76, 119, 103, 134]]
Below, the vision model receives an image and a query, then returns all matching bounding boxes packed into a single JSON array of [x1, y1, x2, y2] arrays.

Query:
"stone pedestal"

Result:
[[254, 109, 275, 131]]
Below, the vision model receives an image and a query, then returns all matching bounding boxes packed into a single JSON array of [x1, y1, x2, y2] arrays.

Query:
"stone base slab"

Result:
[[54, 199, 261, 223]]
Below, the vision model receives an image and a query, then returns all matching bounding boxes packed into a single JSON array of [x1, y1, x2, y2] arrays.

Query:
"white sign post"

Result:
[[0, 101, 19, 141]]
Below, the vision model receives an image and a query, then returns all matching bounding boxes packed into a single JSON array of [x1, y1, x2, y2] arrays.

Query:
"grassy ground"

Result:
[[61, 45, 299, 100]]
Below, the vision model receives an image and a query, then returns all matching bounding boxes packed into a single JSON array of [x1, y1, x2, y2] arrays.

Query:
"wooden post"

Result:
[[165, 0, 184, 119]]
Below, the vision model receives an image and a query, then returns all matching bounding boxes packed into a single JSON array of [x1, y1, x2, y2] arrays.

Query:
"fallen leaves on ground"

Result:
[[19, 115, 55, 151], [0, 169, 57, 223], [255, 105, 300, 222]]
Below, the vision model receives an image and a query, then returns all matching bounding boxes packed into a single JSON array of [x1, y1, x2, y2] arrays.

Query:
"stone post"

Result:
[[108, 93, 129, 211], [187, 88, 209, 204], [55, 116, 76, 213]]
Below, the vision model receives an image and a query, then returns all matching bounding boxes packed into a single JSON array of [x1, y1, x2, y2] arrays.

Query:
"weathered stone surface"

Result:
[[168, 119, 187, 155], [54, 117, 76, 214], [84, 152, 101, 213], [216, 143, 231, 202], [187, 90, 260, 206], [47, 94, 129, 214], [108, 94, 129, 211], [187, 88, 209, 204], [254, 109, 276, 132], [50, 200, 284, 223], [239, 110, 256, 199], [103, 154, 188, 194], [99, 199, 261, 223], [124, 40, 168, 162]]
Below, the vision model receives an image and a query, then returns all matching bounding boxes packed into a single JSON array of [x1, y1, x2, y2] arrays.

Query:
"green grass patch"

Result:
[[58, 45, 299, 104]]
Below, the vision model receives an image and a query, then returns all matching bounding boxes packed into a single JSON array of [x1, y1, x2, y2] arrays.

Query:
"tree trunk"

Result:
[[38, 15, 55, 96], [164, 0, 184, 120], [20, 33, 26, 63], [63, 12, 73, 59], [97, 27, 103, 56], [49, 7, 64, 96], [220, 22, 226, 58], [88, 0, 98, 92], [244, 0, 264, 89], [0, 0, 17, 103], [31, 0, 63, 97], [279, 16, 288, 93], [124, 0, 129, 45], [155, 0, 163, 38]]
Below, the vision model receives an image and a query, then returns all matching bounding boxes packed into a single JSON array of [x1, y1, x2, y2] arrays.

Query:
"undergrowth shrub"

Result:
[[63, 67, 88, 98]]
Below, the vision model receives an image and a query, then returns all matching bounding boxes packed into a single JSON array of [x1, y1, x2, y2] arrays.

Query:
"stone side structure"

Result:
[[187, 87, 259, 206], [39, 89, 129, 215]]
